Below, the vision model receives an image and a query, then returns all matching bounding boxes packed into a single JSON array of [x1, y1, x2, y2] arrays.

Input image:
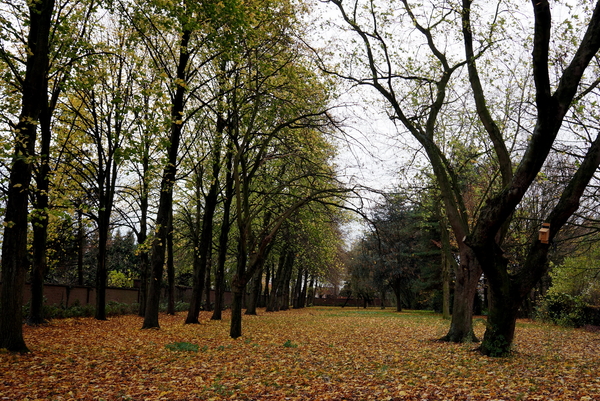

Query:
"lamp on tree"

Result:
[[538, 223, 550, 244]]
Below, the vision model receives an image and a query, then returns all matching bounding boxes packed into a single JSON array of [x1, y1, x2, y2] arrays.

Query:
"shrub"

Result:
[[537, 292, 590, 327], [159, 301, 190, 313], [22, 300, 137, 320]]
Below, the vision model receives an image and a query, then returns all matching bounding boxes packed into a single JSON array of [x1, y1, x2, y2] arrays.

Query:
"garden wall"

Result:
[[0, 283, 232, 308]]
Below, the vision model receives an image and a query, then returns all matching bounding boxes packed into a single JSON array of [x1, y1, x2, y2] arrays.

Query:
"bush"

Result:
[[159, 301, 190, 313], [107, 301, 138, 316], [23, 300, 137, 320], [537, 292, 590, 327]]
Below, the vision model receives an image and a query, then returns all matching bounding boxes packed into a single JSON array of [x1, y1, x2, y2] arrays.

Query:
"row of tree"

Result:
[[0, 0, 348, 352], [3, 0, 600, 358]]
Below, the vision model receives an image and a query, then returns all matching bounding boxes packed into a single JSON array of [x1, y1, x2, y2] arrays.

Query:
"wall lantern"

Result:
[[538, 223, 550, 244]]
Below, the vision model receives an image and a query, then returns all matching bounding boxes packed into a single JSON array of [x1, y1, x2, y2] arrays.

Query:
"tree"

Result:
[[60, 24, 139, 319], [0, 0, 55, 353], [463, 0, 600, 355], [347, 196, 441, 311], [323, 0, 600, 355]]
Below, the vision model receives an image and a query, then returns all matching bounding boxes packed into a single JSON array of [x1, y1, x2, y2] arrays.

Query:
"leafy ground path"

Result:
[[1, 307, 598, 400]]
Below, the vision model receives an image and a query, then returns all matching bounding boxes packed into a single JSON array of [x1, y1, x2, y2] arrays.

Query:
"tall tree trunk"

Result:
[[137, 251, 149, 317], [230, 277, 245, 338], [95, 155, 118, 321], [137, 153, 150, 316], [442, 264, 451, 319], [266, 249, 287, 312], [77, 209, 85, 286], [142, 28, 191, 329], [166, 211, 175, 315], [185, 176, 219, 323], [298, 269, 309, 308], [211, 151, 233, 321], [229, 248, 247, 338], [95, 209, 109, 321], [307, 275, 315, 307], [439, 214, 454, 320], [262, 262, 271, 308], [205, 251, 212, 312], [292, 267, 303, 309], [281, 258, 294, 311], [0, 0, 55, 353], [29, 101, 51, 325]]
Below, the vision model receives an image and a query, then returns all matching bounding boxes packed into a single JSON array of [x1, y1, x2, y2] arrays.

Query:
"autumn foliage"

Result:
[[1, 307, 599, 400]]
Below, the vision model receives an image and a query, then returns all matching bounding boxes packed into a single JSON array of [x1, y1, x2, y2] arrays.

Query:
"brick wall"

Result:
[[0, 283, 233, 308]]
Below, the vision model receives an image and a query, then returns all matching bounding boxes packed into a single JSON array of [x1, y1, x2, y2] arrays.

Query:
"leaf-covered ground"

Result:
[[1, 307, 599, 400]]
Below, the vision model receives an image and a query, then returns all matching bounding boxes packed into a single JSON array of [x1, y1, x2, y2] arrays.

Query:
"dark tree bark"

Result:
[[266, 249, 288, 312], [142, 28, 191, 329], [28, 0, 93, 323], [307, 275, 315, 307], [136, 144, 150, 317], [261, 262, 271, 308], [477, 131, 600, 355], [185, 164, 220, 323], [205, 251, 212, 312], [292, 267, 303, 309], [245, 264, 263, 315], [461, 0, 600, 355], [439, 213, 454, 320], [137, 250, 149, 317], [77, 209, 85, 286], [0, 0, 55, 353], [298, 269, 309, 308], [166, 211, 175, 315], [440, 245, 481, 342], [280, 257, 294, 312], [211, 149, 234, 321], [230, 230, 275, 337], [95, 178, 115, 321], [28, 101, 52, 325]]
